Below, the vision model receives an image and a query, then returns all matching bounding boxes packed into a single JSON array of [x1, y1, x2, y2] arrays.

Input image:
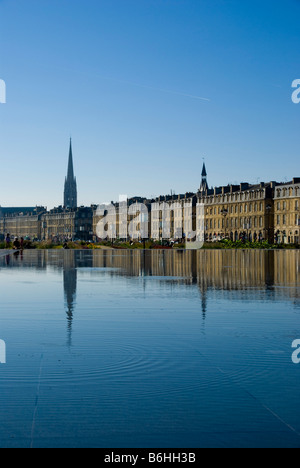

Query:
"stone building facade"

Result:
[[197, 182, 275, 243], [0, 207, 46, 240], [0, 207, 93, 242], [274, 178, 300, 244], [42, 207, 94, 242], [150, 193, 196, 241]]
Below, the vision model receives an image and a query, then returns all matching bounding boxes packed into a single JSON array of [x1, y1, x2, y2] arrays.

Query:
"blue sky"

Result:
[[0, 0, 299, 208]]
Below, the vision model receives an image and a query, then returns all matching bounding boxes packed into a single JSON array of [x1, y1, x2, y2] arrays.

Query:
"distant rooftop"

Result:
[[0, 207, 46, 217]]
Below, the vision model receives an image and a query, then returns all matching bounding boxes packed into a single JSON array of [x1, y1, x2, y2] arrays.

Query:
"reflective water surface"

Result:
[[0, 249, 300, 448]]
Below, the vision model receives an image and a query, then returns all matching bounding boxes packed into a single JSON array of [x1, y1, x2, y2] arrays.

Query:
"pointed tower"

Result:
[[64, 139, 77, 209], [199, 162, 208, 193]]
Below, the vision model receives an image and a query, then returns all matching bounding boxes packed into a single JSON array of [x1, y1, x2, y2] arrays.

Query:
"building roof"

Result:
[[0, 207, 46, 217]]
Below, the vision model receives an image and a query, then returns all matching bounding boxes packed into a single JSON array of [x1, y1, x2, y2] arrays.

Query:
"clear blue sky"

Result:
[[0, 0, 299, 209]]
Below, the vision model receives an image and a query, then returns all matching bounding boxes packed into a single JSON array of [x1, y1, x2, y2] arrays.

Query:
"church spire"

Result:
[[199, 162, 208, 193], [64, 139, 77, 209], [67, 138, 74, 180]]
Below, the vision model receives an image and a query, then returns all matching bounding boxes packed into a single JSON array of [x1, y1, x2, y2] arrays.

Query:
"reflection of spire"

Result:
[[201, 289, 207, 321], [63, 251, 77, 348], [64, 268, 77, 347], [191, 250, 207, 321]]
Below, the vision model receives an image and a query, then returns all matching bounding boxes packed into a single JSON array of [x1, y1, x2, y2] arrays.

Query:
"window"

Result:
[[277, 215, 280, 225], [277, 202, 280, 211]]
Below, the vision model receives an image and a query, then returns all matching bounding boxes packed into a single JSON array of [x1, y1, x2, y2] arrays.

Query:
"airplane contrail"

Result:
[[54, 66, 211, 102], [100, 75, 211, 102]]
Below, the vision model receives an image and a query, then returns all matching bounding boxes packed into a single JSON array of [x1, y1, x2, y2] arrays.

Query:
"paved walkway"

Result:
[[0, 250, 19, 257]]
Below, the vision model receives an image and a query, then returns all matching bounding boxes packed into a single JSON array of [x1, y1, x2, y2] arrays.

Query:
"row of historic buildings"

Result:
[[0, 142, 299, 244]]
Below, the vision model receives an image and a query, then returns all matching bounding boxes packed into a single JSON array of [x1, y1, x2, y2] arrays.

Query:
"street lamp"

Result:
[[221, 207, 228, 239], [265, 204, 272, 243], [296, 207, 300, 227], [244, 218, 251, 241]]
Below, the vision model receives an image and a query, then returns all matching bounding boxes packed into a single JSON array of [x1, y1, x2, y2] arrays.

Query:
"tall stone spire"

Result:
[[64, 139, 77, 209], [67, 139, 74, 180], [199, 162, 208, 193]]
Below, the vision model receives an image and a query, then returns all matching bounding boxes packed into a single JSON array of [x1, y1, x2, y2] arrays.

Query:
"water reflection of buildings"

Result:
[[1, 249, 300, 331], [91, 249, 300, 305]]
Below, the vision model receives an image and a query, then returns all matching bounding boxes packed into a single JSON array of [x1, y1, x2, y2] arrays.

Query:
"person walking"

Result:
[[5, 234, 11, 248]]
